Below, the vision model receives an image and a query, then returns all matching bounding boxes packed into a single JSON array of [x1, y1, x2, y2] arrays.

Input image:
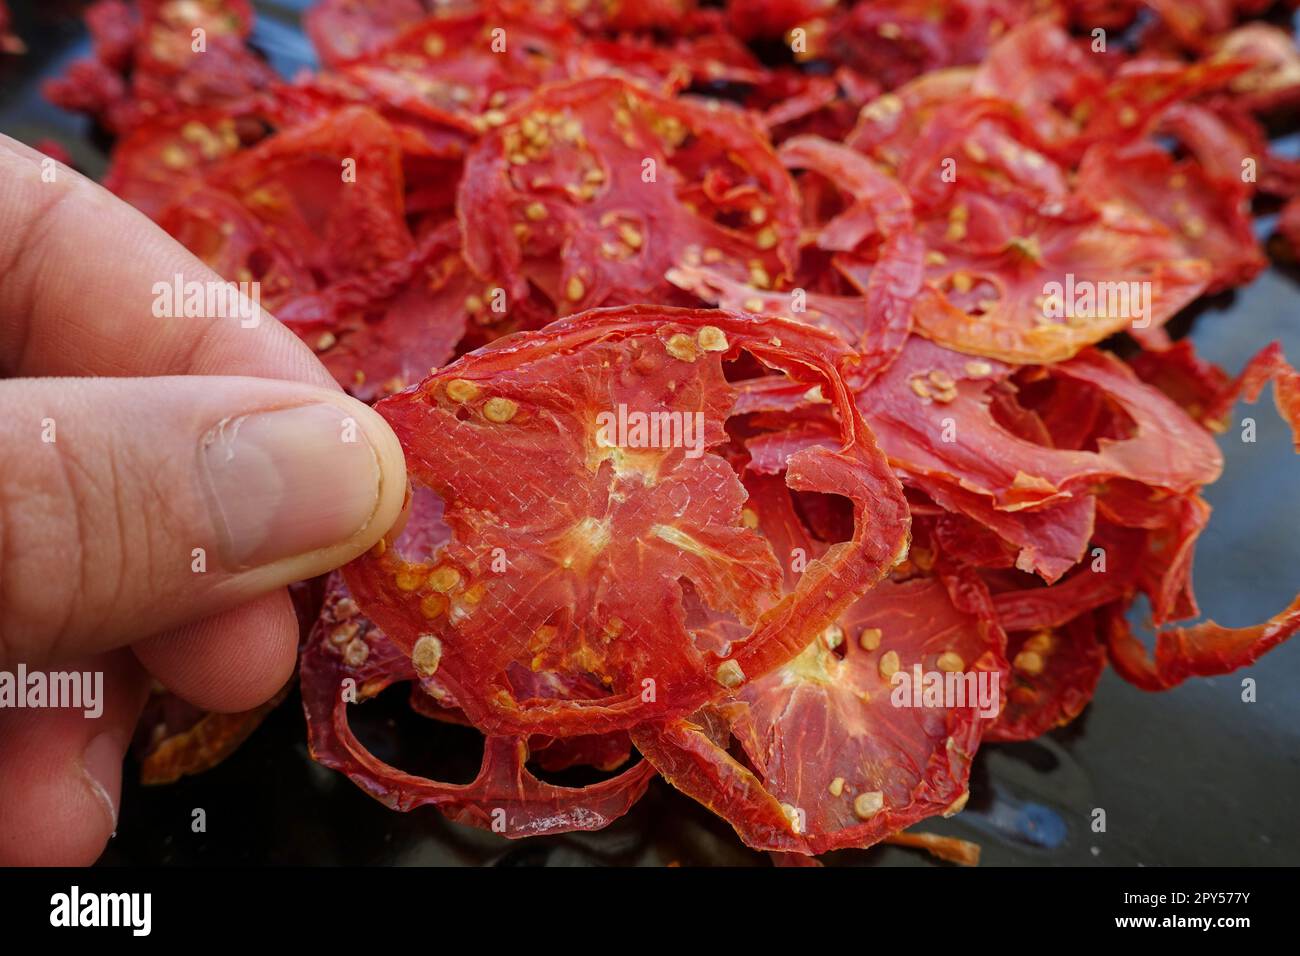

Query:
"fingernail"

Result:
[[82, 733, 121, 830], [201, 403, 383, 568]]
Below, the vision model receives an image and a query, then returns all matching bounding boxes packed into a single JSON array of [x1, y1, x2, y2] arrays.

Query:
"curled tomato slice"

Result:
[[911, 190, 1211, 364], [135, 687, 289, 784], [747, 337, 1223, 510], [777, 134, 914, 249], [986, 613, 1107, 742], [457, 77, 800, 318], [301, 577, 656, 834], [1206, 342, 1300, 450], [1102, 598, 1300, 692], [631, 573, 1007, 855], [342, 306, 909, 738]]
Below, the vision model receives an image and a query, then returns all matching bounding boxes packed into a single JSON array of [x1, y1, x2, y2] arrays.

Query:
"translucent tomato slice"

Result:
[[458, 77, 800, 318], [301, 578, 656, 835], [986, 613, 1108, 742], [912, 189, 1211, 363], [342, 307, 909, 738], [631, 573, 1007, 855]]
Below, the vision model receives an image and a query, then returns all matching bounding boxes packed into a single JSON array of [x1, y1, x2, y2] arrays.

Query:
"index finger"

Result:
[[0, 133, 336, 386]]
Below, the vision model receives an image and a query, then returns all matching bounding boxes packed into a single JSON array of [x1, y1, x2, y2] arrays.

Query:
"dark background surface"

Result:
[[1, 0, 1298, 866]]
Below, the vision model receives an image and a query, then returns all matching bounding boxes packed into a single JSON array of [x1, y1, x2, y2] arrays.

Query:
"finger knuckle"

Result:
[[0, 427, 130, 663]]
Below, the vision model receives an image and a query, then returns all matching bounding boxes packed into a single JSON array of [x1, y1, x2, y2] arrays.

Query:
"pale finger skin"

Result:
[[0, 134, 337, 384], [132, 591, 299, 714], [0, 134, 412, 865], [0, 650, 149, 866], [0, 375, 406, 668]]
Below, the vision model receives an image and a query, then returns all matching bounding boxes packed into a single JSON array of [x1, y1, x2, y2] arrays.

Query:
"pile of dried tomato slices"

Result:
[[49, 0, 1300, 861]]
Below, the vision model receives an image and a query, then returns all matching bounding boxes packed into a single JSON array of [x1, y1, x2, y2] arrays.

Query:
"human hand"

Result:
[[0, 134, 407, 864]]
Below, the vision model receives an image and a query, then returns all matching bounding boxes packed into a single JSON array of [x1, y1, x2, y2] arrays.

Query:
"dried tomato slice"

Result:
[[303, 0, 438, 67], [819, 0, 1024, 90], [666, 227, 924, 385], [301, 578, 656, 833], [911, 189, 1211, 363], [46, 0, 277, 133], [301, 490, 653, 832], [274, 222, 475, 401], [103, 104, 280, 220], [316, 9, 573, 136], [180, 105, 415, 281], [342, 306, 909, 737], [747, 337, 1222, 510], [1206, 342, 1300, 448], [630, 573, 1007, 854], [1210, 22, 1300, 113], [986, 612, 1107, 742], [458, 77, 800, 318], [1102, 598, 1300, 692], [778, 134, 914, 249], [667, 262, 866, 347], [1075, 141, 1264, 294], [157, 106, 478, 396], [913, 474, 1095, 583], [134, 686, 289, 784], [1130, 340, 1232, 428]]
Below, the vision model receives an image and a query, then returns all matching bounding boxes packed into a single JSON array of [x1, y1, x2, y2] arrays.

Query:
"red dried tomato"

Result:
[[303, 0, 437, 67], [0, 0, 22, 55], [1207, 342, 1300, 449], [342, 307, 909, 737], [302, 576, 656, 833], [1103, 598, 1300, 692], [910, 189, 1211, 363], [986, 611, 1107, 742], [1210, 23, 1300, 114], [457, 77, 800, 319], [47, 0, 1300, 862], [631, 572, 1007, 854], [157, 106, 480, 397], [134, 686, 290, 784], [747, 337, 1223, 509], [1076, 141, 1265, 294]]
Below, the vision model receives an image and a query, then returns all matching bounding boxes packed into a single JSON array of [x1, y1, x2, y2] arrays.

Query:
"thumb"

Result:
[[0, 375, 406, 667]]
